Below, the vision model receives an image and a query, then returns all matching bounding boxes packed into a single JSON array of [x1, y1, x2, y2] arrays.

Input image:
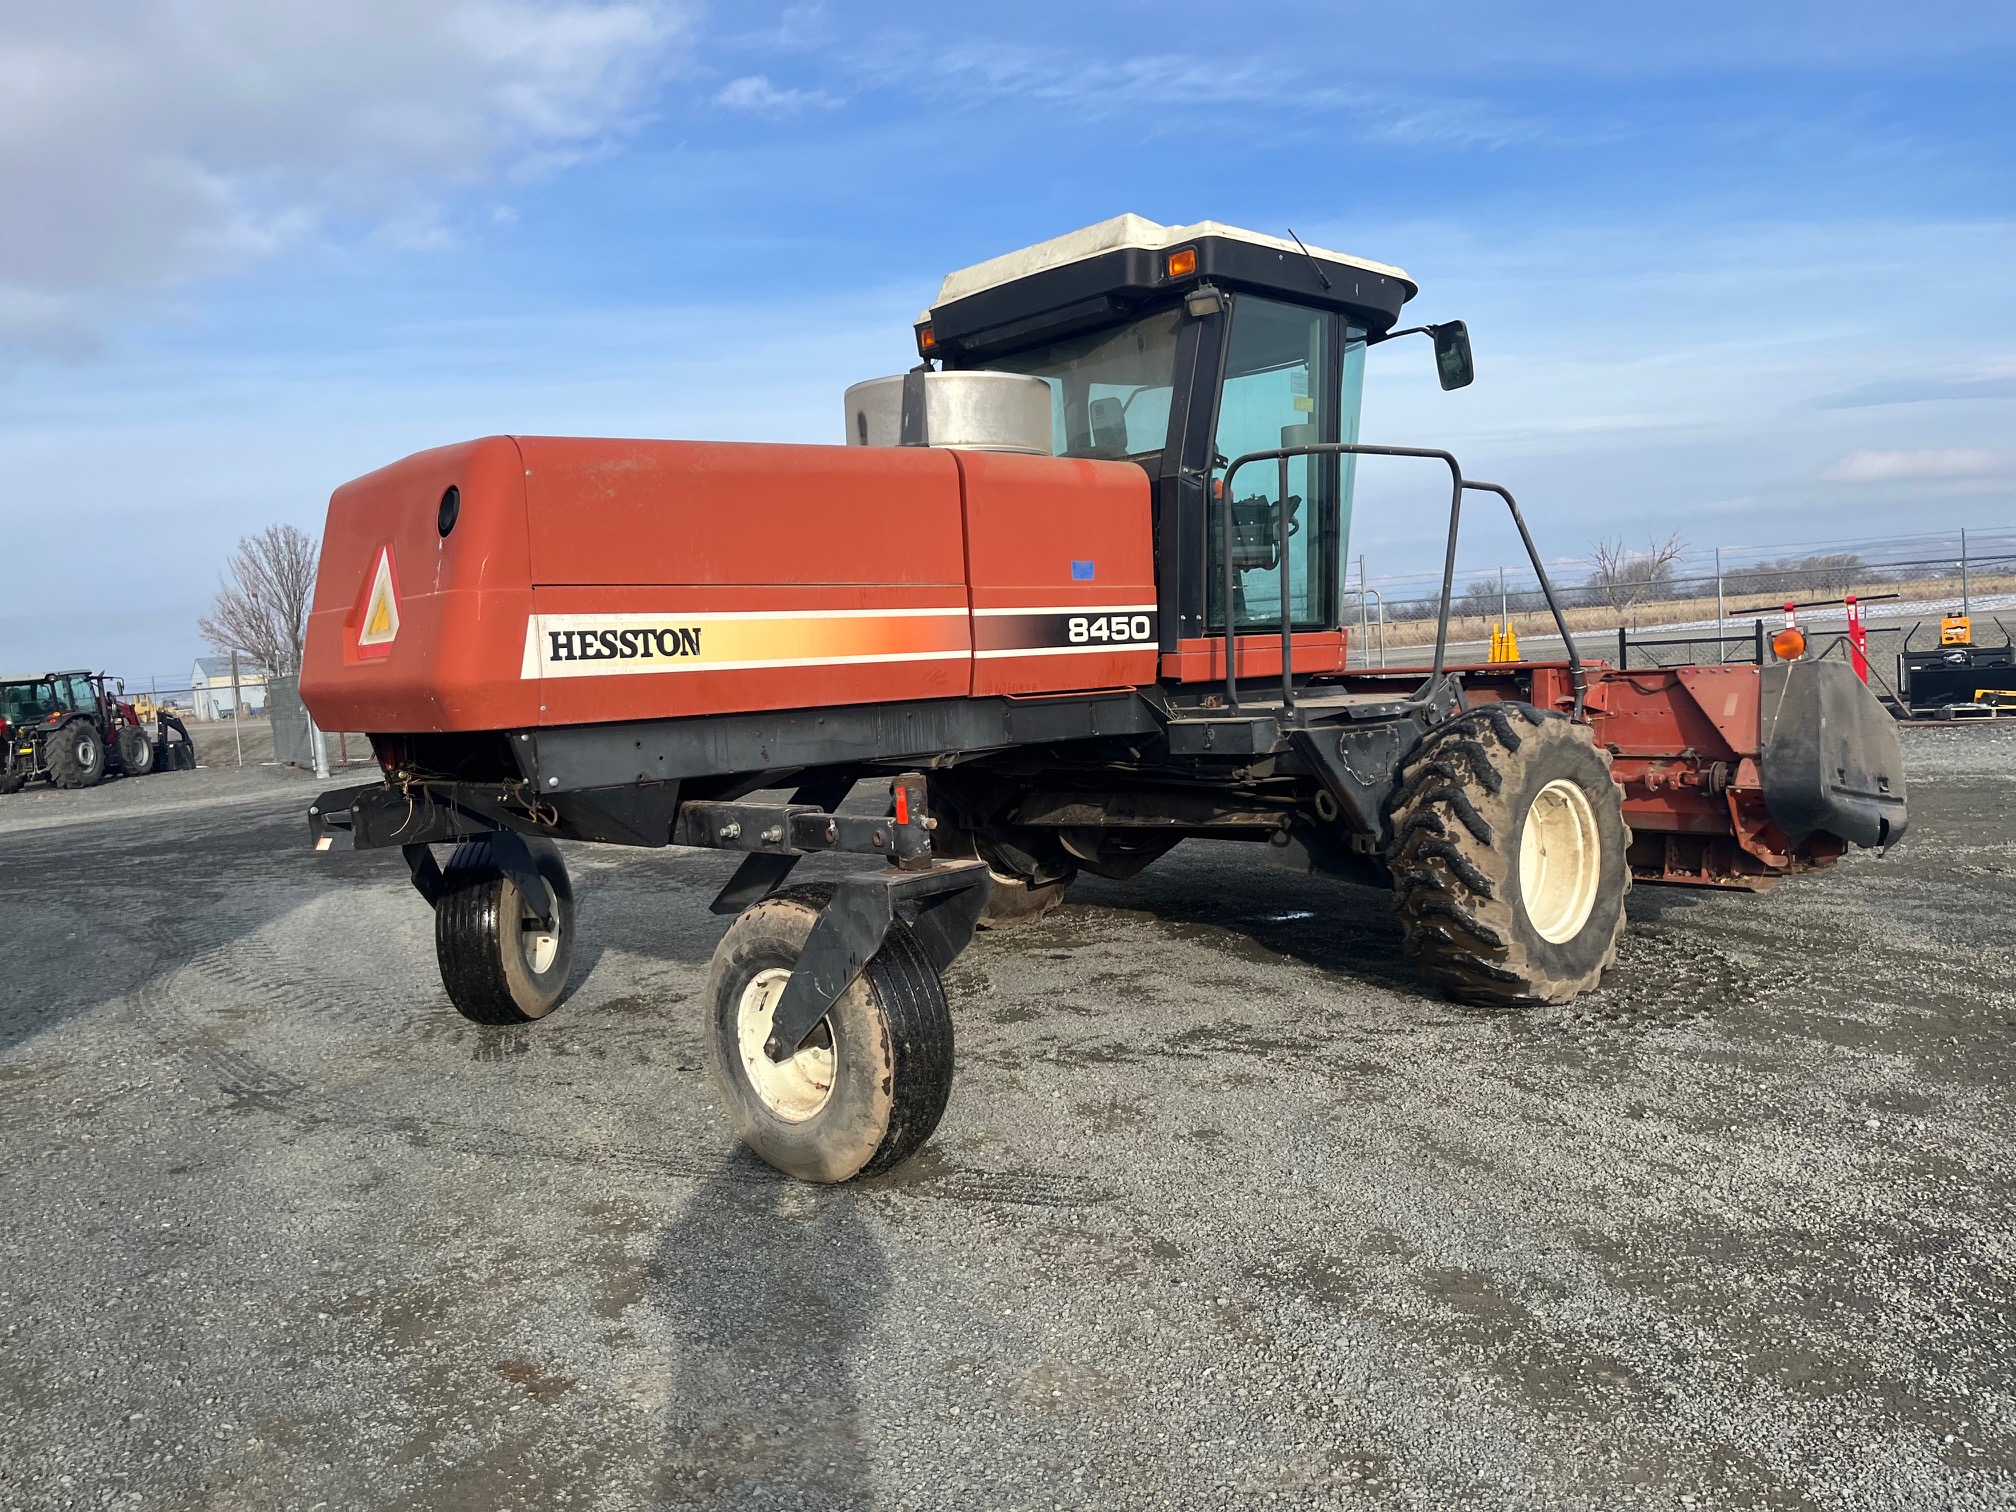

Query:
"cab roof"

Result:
[[922, 214, 1419, 362]]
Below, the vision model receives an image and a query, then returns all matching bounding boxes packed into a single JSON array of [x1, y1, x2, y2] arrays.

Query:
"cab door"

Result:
[[1163, 295, 1366, 683]]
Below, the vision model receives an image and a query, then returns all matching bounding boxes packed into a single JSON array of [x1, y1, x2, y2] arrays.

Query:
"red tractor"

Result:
[[1, 669, 195, 792], [303, 216, 1906, 1182]]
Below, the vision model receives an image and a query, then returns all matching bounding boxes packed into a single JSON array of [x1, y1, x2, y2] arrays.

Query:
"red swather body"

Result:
[[301, 214, 1908, 1182]]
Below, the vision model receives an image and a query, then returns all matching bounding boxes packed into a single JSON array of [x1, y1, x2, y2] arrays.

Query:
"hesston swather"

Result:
[[301, 216, 1907, 1182]]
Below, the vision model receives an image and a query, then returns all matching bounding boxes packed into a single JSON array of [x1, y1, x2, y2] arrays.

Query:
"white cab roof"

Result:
[[932, 214, 1411, 310]]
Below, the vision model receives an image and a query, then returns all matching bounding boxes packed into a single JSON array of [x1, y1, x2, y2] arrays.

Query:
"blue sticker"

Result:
[[1071, 560, 1095, 581]]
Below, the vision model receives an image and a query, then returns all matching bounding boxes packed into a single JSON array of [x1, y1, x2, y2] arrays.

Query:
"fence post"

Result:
[[1753, 618, 1764, 665], [1358, 554, 1369, 663], [1617, 625, 1628, 670], [1715, 546, 1725, 663], [229, 649, 244, 768], [1961, 527, 1970, 615]]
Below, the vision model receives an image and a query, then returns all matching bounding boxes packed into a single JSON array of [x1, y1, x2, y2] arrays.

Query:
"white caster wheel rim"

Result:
[[520, 913, 562, 974], [736, 967, 835, 1122]]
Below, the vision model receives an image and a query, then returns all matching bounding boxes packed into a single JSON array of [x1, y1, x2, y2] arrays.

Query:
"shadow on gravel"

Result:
[[1614, 885, 1716, 924], [648, 1153, 890, 1509], [0, 806, 322, 1060], [1066, 842, 1422, 993]]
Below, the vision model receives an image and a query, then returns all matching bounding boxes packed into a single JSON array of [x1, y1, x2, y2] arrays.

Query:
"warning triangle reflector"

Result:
[[357, 548, 400, 650]]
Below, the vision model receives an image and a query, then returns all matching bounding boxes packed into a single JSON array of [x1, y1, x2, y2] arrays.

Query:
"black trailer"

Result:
[[1898, 623, 2016, 718]]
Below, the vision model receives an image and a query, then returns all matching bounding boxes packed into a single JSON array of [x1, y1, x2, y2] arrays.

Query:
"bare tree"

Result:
[[198, 524, 320, 676], [1728, 551, 1867, 600], [1587, 532, 1686, 618]]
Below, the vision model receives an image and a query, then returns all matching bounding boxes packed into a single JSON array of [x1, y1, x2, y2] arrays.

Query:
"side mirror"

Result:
[[1087, 396, 1128, 455], [1432, 321, 1474, 390]]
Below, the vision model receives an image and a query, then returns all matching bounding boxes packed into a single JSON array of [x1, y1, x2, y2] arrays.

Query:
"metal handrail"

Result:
[[1217, 444, 1587, 720]]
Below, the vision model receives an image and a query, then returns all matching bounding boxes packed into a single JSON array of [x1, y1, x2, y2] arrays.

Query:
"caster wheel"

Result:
[[705, 885, 954, 1183], [434, 836, 576, 1024]]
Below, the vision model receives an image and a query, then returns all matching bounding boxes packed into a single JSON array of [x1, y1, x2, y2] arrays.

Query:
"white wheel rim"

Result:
[[735, 967, 834, 1122], [1519, 778, 1602, 944], [518, 898, 561, 974], [522, 923, 560, 974], [78, 736, 97, 770]]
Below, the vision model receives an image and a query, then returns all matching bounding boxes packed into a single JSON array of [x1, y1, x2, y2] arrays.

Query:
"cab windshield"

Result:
[[983, 308, 1183, 460]]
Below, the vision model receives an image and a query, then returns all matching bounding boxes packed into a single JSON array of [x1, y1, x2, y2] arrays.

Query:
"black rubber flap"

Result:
[[1759, 660, 1908, 849]]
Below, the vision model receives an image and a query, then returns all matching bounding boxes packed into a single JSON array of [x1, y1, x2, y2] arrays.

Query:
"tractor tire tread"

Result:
[[44, 720, 105, 789], [1385, 703, 1629, 1007], [117, 726, 155, 777]]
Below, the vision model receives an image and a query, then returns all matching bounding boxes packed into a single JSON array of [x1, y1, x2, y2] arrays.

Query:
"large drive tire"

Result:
[[45, 720, 106, 789], [706, 885, 954, 1183], [117, 725, 155, 776], [435, 836, 577, 1024], [1385, 702, 1630, 1006]]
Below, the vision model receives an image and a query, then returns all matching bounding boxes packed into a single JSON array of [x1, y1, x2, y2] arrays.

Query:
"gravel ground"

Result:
[[2, 727, 2013, 1511]]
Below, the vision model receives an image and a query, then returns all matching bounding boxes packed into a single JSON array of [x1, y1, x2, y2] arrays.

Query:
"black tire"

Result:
[[44, 719, 105, 789], [1385, 702, 1630, 1006], [706, 885, 954, 1183], [0, 767, 24, 795], [116, 725, 155, 776], [434, 837, 577, 1024]]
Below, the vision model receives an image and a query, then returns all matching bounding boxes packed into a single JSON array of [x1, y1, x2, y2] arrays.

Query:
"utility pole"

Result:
[[229, 649, 244, 768]]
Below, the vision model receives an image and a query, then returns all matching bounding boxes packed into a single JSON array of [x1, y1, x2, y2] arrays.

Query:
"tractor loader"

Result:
[[302, 215, 1907, 1182], [1, 670, 195, 792]]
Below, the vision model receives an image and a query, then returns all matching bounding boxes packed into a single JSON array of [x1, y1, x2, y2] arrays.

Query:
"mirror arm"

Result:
[[1367, 323, 1439, 347]]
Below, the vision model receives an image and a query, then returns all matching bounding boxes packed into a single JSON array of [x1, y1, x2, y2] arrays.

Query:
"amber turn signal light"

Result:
[[915, 324, 936, 352], [1771, 627, 1807, 661], [1165, 248, 1197, 278]]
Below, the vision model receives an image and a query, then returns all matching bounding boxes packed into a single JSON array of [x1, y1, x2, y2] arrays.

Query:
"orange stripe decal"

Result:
[[521, 609, 971, 679]]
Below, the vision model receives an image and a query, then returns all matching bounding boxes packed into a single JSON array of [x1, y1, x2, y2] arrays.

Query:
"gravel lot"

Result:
[[3, 728, 2014, 1511]]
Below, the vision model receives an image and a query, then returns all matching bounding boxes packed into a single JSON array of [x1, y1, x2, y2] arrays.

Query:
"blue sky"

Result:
[[2, 1, 2013, 681]]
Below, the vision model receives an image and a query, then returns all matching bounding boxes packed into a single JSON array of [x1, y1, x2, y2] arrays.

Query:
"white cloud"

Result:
[[823, 40, 1553, 147], [1822, 448, 2002, 483], [0, 1, 690, 352], [714, 74, 841, 114]]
